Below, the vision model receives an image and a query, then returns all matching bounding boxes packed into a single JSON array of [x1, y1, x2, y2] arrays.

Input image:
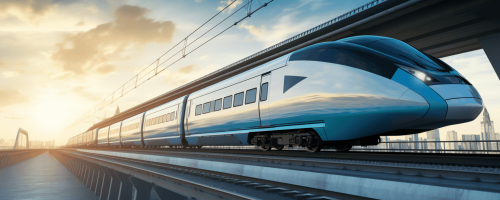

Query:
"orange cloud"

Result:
[[0, 88, 29, 107], [51, 5, 176, 76], [0, 0, 56, 23]]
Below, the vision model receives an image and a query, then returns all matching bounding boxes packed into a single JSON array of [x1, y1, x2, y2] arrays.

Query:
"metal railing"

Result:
[[352, 140, 500, 154], [0, 146, 14, 150]]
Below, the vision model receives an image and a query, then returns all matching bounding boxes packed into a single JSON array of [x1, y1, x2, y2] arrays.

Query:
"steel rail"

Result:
[[77, 148, 500, 184], [56, 150, 264, 200], [74, 147, 500, 167]]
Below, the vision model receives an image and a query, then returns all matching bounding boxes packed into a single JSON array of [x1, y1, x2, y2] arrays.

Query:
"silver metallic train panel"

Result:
[[120, 113, 143, 145], [430, 84, 481, 100], [186, 76, 261, 135], [97, 126, 110, 146], [391, 89, 429, 127], [445, 98, 483, 120], [270, 61, 408, 141], [142, 97, 184, 145], [108, 121, 122, 146]]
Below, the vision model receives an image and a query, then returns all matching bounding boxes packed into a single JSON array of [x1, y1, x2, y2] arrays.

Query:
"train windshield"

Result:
[[366, 39, 450, 72]]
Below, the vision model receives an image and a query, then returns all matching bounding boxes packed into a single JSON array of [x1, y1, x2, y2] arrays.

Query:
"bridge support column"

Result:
[[128, 176, 152, 200], [152, 185, 189, 200], [107, 169, 121, 200], [479, 32, 500, 80], [90, 166, 100, 192], [113, 170, 133, 200], [95, 166, 106, 196], [99, 167, 112, 200], [86, 164, 97, 187]]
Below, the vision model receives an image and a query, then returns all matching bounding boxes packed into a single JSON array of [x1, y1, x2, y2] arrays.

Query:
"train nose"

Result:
[[430, 84, 483, 120]]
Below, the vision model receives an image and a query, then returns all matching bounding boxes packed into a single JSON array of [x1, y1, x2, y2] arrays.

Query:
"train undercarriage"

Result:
[[249, 129, 381, 152]]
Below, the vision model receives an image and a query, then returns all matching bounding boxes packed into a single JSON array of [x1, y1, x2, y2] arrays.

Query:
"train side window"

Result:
[[210, 100, 215, 112], [166, 113, 171, 122], [245, 88, 257, 104], [234, 92, 244, 107], [171, 111, 175, 120], [214, 99, 222, 111], [203, 102, 211, 114], [260, 83, 268, 101], [223, 95, 232, 109], [195, 105, 202, 116]]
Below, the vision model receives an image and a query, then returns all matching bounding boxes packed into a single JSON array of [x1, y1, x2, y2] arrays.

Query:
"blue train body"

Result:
[[68, 36, 483, 152]]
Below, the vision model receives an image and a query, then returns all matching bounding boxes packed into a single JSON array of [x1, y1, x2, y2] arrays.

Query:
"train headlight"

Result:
[[394, 63, 440, 83]]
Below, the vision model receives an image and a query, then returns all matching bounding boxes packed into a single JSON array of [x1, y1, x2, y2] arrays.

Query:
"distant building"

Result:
[[405, 134, 420, 149], [45, 141, 52, 148], [462, 134, 481, 153], [446, 130, 459, 151], [427, 129, 441, 151], [481, 108, 496, 150], [0, 138, 4, 145]]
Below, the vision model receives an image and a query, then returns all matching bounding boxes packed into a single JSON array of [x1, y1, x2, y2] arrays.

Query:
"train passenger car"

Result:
[[108, 122, 122, 146], [183, 57, 287, 147], [120, 114, 143, 146], [97, 126, 110, 146], [142, 97, 186, 146]]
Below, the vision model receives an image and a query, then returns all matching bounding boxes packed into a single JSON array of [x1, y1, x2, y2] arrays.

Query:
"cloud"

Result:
[[75, 20, 85, 26], [237, 12, 317, 46], [238, 21, 267, 36], [164, 64, 219, 87], [2, 70, 24, 77], [178, 64, 196, 74], [0, 0, 57, 23], [51, 5, 176, 76], [199, 55, 210, 60], [71, 86, 100, 101], [0, 88, 29, 107], [217, 0, 242, 13]]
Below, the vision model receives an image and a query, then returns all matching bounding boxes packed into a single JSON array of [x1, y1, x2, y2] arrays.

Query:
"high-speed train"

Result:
[[67, 36, 483, 152]]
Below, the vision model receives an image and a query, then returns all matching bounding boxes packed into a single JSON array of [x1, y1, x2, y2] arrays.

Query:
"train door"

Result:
[[259, 72, 271, 126]]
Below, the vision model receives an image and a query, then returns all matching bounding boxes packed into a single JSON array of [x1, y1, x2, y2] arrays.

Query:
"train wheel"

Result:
[[305, 131, 322, 153], [306, 145, 322, 153], [273, 145, 284, 151], [333, 144, 352, 152], [261, 145, 272, 151]]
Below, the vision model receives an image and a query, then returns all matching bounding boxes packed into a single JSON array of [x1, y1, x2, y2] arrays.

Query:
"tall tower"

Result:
[[481, 108, 495, 150], [427, 129, 441, 151], [446, 130, 459, 151]]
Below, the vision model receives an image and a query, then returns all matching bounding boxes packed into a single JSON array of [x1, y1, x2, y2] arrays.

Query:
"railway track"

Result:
[[53, 149, 352, 200], [64, 148, 500, 200]]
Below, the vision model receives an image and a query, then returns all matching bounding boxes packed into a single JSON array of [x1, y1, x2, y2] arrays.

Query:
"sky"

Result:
[[0, 0, 498, 146]]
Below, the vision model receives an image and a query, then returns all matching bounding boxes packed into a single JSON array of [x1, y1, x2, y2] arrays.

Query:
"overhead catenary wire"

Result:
[[65, 0, 274, 131]]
